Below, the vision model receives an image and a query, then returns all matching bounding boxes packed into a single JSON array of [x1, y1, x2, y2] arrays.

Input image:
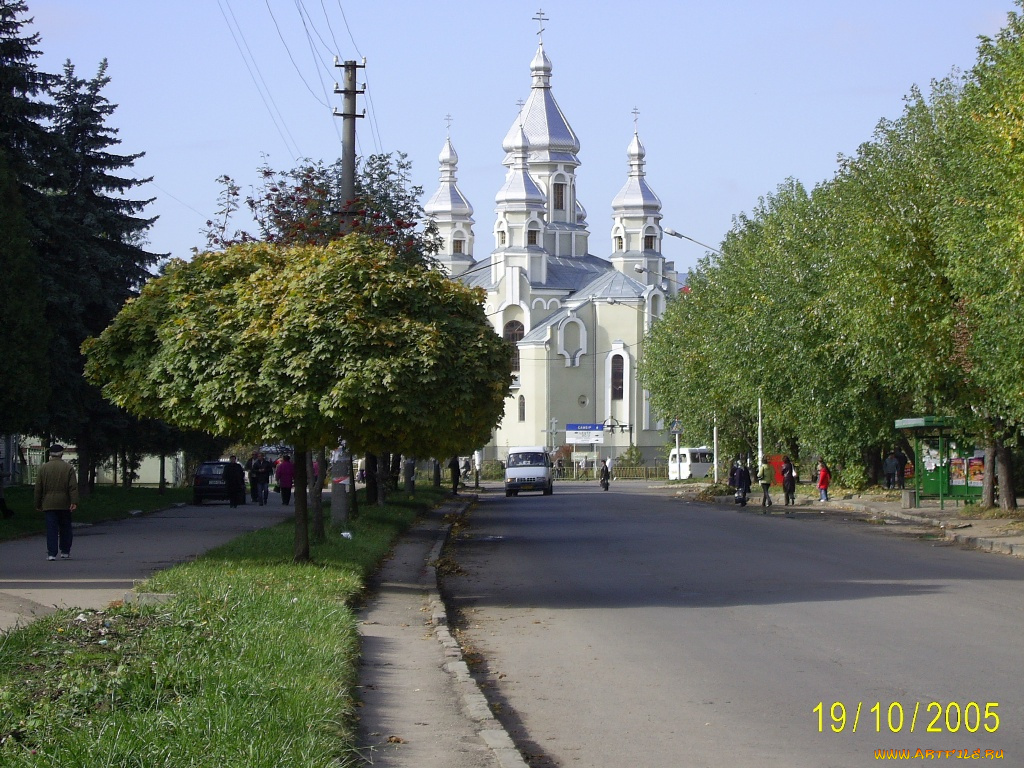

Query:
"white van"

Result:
[[668, 446, 714, 480], [504, 446, 553, 497]]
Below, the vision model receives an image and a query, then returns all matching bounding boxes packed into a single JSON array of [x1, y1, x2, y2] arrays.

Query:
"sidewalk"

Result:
[[701, 487, 1024, 559], [355, 496, 525, 768]]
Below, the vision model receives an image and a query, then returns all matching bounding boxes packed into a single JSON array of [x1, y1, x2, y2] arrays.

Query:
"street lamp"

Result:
[[663, 227, 724, 257]]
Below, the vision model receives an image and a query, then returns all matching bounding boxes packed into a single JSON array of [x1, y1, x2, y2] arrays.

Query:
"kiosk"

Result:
[[894, 417, 983, 509]]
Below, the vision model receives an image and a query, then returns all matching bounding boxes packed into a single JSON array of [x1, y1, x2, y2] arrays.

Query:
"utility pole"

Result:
[[333, 58, 365, 227], [330, 58, 365, 523]]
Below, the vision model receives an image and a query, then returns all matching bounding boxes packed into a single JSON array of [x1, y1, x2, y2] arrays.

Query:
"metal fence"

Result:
[[609, 465, 669, 480]]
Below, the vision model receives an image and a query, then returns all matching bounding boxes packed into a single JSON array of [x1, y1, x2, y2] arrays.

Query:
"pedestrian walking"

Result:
[[781, 456, 797, 507], [34, 444, 78, 561], [224, 455, 247, 508], [275, 455, 295, 505], [817, 460, 832, 503], [883, 452, 899, 490], [447, 456, 461, 495], [600, 459, 610, 491], [251, 452, 274, 505], [244, 451, 259, 502], [737, 463, 752, 507], [758, 455, 773, 510], [730, 461, 751, 507], [894, 449, 908, 489]]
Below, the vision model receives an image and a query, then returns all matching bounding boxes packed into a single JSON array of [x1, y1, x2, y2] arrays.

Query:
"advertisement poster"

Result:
[[967, 457, 985, 487], [949, 457, 966, 486]]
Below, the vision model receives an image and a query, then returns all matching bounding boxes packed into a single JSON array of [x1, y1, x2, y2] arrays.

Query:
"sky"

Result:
[[30, 0, 1021, 276]]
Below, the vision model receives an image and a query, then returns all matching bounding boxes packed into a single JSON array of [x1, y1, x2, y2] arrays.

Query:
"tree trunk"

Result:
[[76, 439, 92, 498], [995, 439, 1017, 511], [390, 452, 402, 488], [348, 465, 359, 519], [293, 448, 310, 562], [863, 446, 882, 487], [365, 452, 378, 504], [311, 445, 326, 542], [981, 440, 996, 509], [158, 453, 166, 494], [377, 451, 389, 506]]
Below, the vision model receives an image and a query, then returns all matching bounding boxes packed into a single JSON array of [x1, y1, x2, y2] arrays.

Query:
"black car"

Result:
[[192, 461, 234, 505]]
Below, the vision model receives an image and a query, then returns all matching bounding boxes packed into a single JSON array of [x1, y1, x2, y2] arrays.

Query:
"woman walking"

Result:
[[275, 455, 295, 505], [758, 455, 773, 511], [781, 456, 797, 507]]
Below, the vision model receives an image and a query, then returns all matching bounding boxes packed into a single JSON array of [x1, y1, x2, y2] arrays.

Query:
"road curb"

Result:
[[426, 498, 530, 768]]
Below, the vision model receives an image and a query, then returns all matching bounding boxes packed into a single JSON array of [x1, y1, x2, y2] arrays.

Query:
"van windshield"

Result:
[[508, 453, 548, 467]]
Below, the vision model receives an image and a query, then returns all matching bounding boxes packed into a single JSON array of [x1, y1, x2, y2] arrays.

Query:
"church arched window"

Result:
[[611, 354, 624, 400], [504, 320, 524, 371], [518, 395, 526, 422]]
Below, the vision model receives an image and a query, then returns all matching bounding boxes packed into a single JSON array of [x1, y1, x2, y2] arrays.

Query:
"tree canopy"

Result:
[[83, 235, 511, 462], [640, 1, 1024, 501]]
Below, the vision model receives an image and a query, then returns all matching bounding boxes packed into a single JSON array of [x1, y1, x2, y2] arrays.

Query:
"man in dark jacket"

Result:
[[224, 455, 247, 508], [447, 456, 461, 495], [34, 444, 78, 561], [251, 453, 274, 506]]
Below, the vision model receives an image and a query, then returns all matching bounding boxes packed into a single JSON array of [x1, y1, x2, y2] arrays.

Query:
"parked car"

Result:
[[192, 460, 233, 505]]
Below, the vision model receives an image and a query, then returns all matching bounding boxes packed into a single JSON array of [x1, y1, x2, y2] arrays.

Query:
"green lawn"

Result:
[[0, 486, 450, 766], [0, 485, 193, 542]]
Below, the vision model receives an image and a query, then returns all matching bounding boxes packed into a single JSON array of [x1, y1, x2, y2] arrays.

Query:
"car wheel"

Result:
[[543, 484, 552, 496], [506, 489, 513, 497], [193, 495, 203, 506]]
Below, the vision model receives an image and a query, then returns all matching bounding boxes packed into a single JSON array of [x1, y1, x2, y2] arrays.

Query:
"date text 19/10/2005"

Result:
[[814, 701, 1000, 734]]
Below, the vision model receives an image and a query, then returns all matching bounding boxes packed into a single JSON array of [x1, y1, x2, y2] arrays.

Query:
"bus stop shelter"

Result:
[[894, 416, 983, 509]]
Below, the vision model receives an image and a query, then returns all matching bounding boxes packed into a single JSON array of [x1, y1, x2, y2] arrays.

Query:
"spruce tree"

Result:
[[36, 59, 161, 485], [0, 1, 54, 433], [0, 148, 49, 433], [0, 0, 54, 188]]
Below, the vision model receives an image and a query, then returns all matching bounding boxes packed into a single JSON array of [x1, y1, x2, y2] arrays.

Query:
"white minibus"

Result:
[[668, 446, 714, 480]]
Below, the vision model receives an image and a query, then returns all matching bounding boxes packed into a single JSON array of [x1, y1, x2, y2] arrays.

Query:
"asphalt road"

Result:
[[443, 483, 1023, 767]]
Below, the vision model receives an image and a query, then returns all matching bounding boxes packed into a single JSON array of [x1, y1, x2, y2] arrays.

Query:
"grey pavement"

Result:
[[699, 484, 1024, 559], [1, 482, 1021, 768]]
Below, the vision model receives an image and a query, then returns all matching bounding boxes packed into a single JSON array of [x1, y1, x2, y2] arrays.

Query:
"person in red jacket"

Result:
[[275, 455, 295, 505], [817, 460, 831, 502]]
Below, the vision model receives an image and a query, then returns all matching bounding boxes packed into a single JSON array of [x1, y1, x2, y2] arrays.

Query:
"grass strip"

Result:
[[0, 487, 449, 766]]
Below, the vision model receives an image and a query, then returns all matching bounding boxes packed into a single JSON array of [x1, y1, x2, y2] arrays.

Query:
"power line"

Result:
[[218, 0, 301, 159], [265, 0, 331, 108], [292, 0, 344, 147]]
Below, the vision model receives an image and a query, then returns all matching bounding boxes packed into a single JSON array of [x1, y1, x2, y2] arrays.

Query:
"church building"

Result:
[[424, 38, 682, 465]]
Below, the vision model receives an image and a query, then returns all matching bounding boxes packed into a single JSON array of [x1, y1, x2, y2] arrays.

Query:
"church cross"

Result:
[[533, 9, 548, 41], [632, 106, 640, 133], [445, 113, 453, 136]]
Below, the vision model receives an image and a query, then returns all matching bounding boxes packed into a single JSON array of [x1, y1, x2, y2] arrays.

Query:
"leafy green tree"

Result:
[[205, 153, 441, 264], [938, 5, 1024, 507], [83, 236, 511, 561]]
